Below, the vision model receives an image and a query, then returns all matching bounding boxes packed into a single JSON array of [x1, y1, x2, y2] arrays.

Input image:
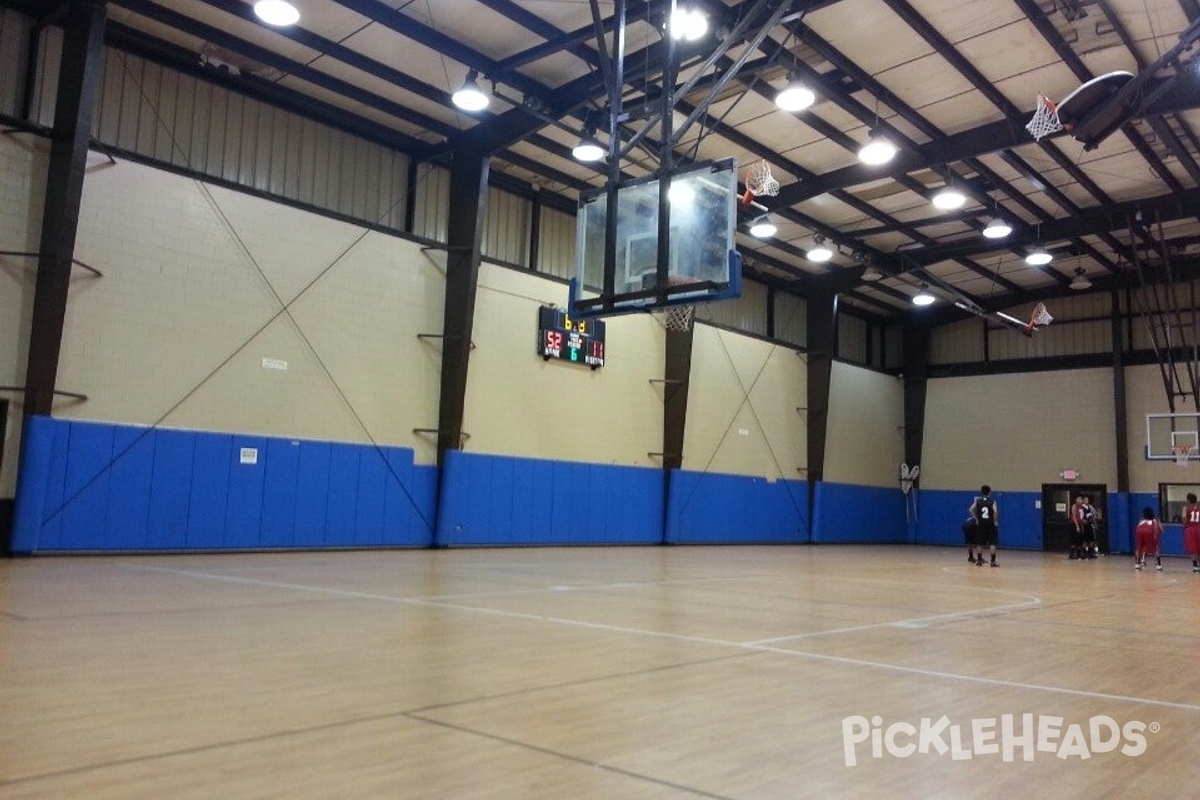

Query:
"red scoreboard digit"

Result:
[[537, 307, 605, 369]]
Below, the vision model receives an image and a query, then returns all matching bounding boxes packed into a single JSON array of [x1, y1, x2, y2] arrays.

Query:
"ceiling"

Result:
[[13, 0, 1200, 323]]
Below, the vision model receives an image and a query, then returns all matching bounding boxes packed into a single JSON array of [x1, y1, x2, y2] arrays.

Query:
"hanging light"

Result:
[[858, 129, 898, 166], [572, 132, 604, 162], [982, 217, 1013, 239], [808, 233, 834, 262], [932, 186, 967, 210], [861, 265, 884, 282], [1070, 267, 1093, 290], [1025, 248, 1053, 266], [254, 0, 300, 26], [452, 70, 489, 111], [749, 214, 777, 238], [775, 76, 815, 112], [669, 7, 708, 41], [912, 285, 936, 306]]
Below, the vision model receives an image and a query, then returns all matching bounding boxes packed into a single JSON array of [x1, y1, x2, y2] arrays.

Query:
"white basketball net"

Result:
[[746, 160, 780, 197], [655, 304, 695, 332], [1174, 444, 1193, 466], [1025, 94, 1064, 141], [1031, 302, 1054, 328]]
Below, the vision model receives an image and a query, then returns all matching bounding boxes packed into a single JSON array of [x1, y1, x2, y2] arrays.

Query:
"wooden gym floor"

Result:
[[1, 545, 1198, 799]]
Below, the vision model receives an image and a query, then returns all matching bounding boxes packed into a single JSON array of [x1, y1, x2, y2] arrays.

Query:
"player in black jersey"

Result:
[[969, 485, 999, 567]]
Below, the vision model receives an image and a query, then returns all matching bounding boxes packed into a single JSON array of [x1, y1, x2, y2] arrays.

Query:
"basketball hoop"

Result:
[[1026, 94, 1064, 141], [1025, 302, 1054, 334], [651, 275, 701, 332], [654, 304, 695, 332], [1173, 444, 1193, 466], [741, 160, 780, 207]]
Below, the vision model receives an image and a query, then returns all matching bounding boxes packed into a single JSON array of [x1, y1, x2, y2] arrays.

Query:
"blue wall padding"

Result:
[[666, 471, 809, 543], [10, 417, 435, 553], [148, 429, 194, 549], [435, 451, 664, 545], [10, 415, 55, 554], [913, 490, 1041, 550], [187, 433, 233, 549], [811, 482, 907, 543], [105, 426, 154, 550], [293, 440, 331, 547]]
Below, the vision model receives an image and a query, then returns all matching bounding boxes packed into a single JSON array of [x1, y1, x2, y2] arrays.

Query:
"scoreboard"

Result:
[[537, 307, 605, 368]]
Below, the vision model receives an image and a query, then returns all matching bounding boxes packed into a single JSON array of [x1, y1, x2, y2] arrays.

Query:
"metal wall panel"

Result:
[[837, 313, 867, 364], [0, 9, 32, 118], [30, 24, 60, 126], [930, 318, 985, 365], [884, 324, 904, 370], [56, 46, 413, 232], [696, 278, 767, 336], [482, 186, 530, 267], [412, 162, 450, 242], [537, 206, 576, 279], [773, 291, 806, 348]]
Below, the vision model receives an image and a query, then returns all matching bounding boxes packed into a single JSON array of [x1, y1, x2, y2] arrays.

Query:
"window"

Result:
[[1158, 483, 1200, 524]]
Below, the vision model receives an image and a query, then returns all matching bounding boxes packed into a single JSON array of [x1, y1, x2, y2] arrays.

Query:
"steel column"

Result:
[[22, 0, 107, 420]]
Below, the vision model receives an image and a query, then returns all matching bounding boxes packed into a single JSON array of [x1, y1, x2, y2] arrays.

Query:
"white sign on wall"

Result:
[[239, 447, 259, 465]]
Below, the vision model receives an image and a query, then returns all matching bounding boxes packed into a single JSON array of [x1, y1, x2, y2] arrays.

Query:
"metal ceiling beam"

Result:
[[1009, 0, 1183, 191], [194, 0, 457, 112], [888, 188, 1200, 268], [114, 0, 458, 140], [326, 0, 544, 98], [473, 0, 603, 68], [104, 21, 431, 155]]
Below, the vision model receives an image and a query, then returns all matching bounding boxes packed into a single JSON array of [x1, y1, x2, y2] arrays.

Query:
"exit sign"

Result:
[[1060, 469, 1079, 480]]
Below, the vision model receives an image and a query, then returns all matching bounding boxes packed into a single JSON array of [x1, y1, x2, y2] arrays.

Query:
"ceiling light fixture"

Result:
[[669, 7, 708, 41], [861, 265, 884, 282], [749, 214, 777, 238], [1070, 266, 1093, 290], [858, 129, 897, 166], [253, 0, 300, 26], [572, 131, 604, 162], [775, 75, 815, 112], [1025, 248, 1053, 266], [912, 285, 936, 306], [982, 217, 1013, 239], [452, 70, 489, 111], [932, 186, 967, 210], [808, 233, 834, 263]]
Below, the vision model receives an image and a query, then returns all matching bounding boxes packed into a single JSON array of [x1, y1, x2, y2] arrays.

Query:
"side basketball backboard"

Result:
[[1146, 412, 1200, 460], [569, 158, 741, 319]]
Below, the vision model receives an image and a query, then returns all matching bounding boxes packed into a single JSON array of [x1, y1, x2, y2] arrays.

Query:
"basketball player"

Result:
[[1068, 495, 1086, 561], [963, 515, 980, 565], [1182, 493, 1200, 573], [1134, 507, 1163, 571], [969, 485, 999, 567], [1081, 495, 1099, 558]]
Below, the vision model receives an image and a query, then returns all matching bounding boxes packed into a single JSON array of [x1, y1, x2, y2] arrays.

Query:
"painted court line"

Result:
[[745, 595, 1043, 645], [122, 563, 1200, 715]]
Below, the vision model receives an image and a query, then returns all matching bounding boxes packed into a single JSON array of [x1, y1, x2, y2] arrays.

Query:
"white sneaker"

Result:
[[1135, 562, 1143, 570], [1156, 564, 1164, 571]]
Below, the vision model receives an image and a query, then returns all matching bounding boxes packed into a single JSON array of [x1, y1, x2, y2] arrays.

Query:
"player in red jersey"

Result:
[[1182, 493, 1200, 574], [1134, 507, 1163, 571]]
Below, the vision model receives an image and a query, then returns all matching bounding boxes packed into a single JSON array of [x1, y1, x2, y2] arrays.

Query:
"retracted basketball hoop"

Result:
[[1026, 302, 1054, 335], [741, 159, 780, 208], [1026, 94, 1064, 141]]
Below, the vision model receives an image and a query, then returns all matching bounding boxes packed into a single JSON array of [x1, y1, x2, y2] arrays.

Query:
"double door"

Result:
[[1041, 483, 1108, 553]]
